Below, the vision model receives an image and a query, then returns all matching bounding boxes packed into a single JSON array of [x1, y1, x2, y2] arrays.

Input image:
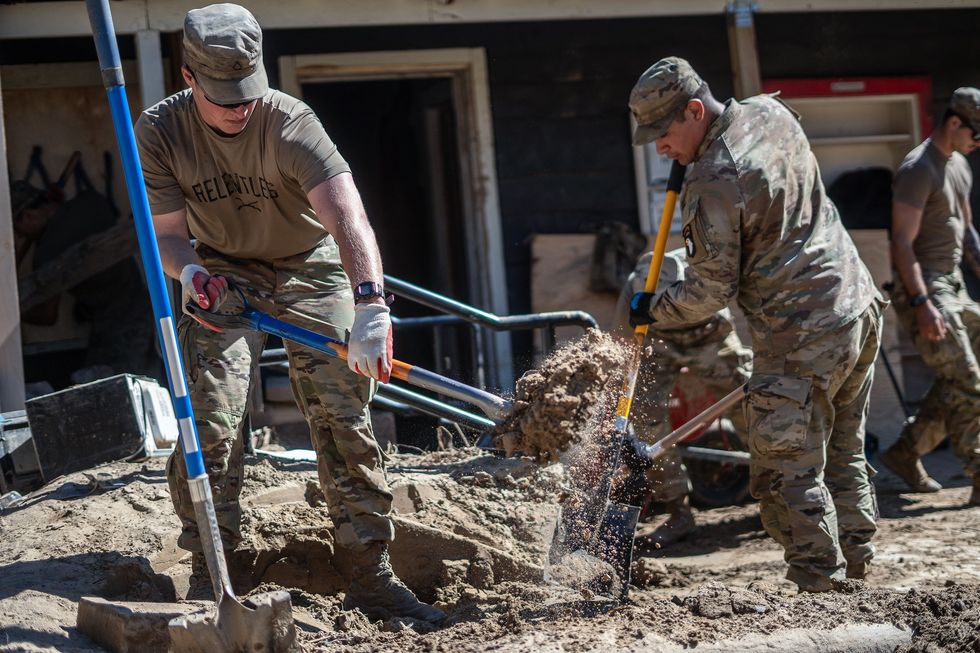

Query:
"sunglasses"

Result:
[[201, 92, 253, 110], [188, 71, 254, 110]]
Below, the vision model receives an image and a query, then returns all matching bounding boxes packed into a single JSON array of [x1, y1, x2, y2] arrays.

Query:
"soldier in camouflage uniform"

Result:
[[627, 58, 884, 592], [880, 88, 980, 503], [135, 4, 443, 622], [613, 248, 751, 545]]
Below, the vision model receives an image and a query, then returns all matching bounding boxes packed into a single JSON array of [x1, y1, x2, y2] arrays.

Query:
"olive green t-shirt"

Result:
[[135, 89, 351, 259], [893, 138, 973, 275]]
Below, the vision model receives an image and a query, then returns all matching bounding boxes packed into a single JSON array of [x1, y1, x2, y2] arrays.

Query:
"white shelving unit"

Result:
[[778, 93, 922, 186]]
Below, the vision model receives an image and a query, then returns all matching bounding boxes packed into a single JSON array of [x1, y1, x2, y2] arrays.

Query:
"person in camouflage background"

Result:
[[613, 248, 751, 545], [135, 4, 443, 622], [627, 57, 884, 592], [879, 87, 980, 503]]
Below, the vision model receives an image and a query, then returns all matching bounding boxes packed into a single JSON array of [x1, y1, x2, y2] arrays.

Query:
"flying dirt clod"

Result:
[[493, 329, 634, 463]]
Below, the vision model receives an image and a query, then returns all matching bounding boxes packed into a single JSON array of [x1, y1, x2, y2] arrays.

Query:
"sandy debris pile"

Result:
[[494, 328, 634, 462]]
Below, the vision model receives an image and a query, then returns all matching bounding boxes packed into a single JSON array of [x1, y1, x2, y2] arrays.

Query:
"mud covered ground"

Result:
[[2, 444, 979, 652]]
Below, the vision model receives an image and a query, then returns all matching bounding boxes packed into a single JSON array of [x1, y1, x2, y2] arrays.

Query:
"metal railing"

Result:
[[384, 274, 597, 389], [257, 276, 598, 435]]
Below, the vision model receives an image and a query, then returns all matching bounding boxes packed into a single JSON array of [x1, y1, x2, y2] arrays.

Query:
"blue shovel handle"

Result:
[[85, 0, 205, 479]]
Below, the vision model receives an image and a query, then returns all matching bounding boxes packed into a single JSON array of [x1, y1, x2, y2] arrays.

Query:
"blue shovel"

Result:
[[84, 2, 296, 649]]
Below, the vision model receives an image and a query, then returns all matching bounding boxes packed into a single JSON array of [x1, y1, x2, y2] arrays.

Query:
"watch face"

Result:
[[355, 282, 384, 299]]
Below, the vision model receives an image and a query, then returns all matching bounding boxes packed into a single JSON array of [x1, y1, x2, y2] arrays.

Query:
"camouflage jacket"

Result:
[[614, 248, 736, 347], [649, 95, 879, 355]]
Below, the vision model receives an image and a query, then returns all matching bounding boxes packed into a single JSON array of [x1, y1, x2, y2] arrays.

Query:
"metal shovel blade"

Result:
[[168, 589, 299, 653], [548, 499, 640, 603]]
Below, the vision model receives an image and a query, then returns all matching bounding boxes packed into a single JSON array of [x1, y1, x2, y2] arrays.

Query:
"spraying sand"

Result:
[[494, 329, 634, 462]]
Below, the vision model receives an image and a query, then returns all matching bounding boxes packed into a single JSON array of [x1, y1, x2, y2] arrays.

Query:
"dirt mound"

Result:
[[493, 329, 633, 462], [3, 449, 980, 652], [887, 582, 980, 653]]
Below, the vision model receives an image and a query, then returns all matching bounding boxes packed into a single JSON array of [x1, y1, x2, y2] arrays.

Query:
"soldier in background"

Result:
[[627, 57, 884, 592], [613, 248, 751, 545], [880, 87, 980, 502]]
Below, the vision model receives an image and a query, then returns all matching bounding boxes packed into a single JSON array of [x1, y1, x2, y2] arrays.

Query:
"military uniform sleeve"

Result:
[[278, 106, 352, 194], [892, 160, 932, 210], [134, 114, 186, 215], [650, 185, 740, 325]]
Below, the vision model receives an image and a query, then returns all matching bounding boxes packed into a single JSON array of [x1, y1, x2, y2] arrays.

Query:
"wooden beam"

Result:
[[2, 0, 974, 39], [135, 30, 166, 110], [727, 0, 763, 100], [0, 85, 26, 411], [18, 220, 139, 312]]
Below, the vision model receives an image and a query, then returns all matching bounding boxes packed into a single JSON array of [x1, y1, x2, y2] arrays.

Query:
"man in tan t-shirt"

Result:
[[135, 3, 443, 623], [880, 87, 980, 505]]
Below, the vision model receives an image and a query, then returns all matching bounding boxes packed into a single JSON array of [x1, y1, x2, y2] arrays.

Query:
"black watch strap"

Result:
[[909, 293, 929, 308]]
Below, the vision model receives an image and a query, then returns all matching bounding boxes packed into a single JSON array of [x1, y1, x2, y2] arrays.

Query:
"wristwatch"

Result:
[[353, 281, 393, 305], [909, 293, 929, 308]]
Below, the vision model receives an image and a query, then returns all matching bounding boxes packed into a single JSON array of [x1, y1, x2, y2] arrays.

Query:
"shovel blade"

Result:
[[168, 590, 299, 653], [588, 501, 640, 602], [548, 500, 640, 602]]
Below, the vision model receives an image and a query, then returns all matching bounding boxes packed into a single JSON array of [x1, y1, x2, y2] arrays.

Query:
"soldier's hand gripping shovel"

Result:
[[546, 162, 687, 603], [184, 284, 513, 424], [83, 3, 298, 650]]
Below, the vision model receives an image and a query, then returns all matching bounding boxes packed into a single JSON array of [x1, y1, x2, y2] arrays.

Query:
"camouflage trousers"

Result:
[[748, 300, 883, 587], [632, 326, 752, 502], [890, 272, 980, 476], [167, 238, 394, 554]]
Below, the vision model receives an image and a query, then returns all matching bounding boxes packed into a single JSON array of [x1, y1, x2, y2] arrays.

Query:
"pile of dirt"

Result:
[[494, 328, 633, 462], [3, 447, 980, 652], [887, 582, 980, 653]]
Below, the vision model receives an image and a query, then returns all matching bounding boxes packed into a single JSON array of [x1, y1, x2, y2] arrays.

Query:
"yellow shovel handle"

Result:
[[634, 161, 687, 343]]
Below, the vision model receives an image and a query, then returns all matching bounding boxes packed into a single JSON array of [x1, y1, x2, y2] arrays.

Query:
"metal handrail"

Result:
[[384, 275, 598, 331], [258, 349, 496, 432]]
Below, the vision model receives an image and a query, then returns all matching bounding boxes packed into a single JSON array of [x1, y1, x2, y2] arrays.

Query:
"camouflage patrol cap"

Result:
[[950, 87, 980, 134], [183, 3, 269, 104], [9, 180, 45, 219], [629, 57, 704, 146]]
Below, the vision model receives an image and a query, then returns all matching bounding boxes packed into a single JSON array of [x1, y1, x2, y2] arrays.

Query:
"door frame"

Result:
[[278, 47, 512, 386]]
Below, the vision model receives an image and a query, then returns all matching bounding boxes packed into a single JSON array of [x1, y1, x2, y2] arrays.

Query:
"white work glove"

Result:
[[179, 263, 228, 331], [347, 303, 393, 383]]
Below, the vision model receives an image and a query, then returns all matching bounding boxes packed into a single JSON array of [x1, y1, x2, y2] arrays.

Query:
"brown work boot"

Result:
[[969, 476, 980, 506], [880, 440, 942, 493], [343, 542, 446, 623], [846, 560, 871, 580], [789, 567, 848, 593], [647, 496, 696, 547]]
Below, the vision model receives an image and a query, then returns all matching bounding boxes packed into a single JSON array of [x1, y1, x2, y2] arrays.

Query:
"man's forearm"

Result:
[[156, 234, 201, 280], [330, 206, 384, 292], [892, 241, 928, 297]]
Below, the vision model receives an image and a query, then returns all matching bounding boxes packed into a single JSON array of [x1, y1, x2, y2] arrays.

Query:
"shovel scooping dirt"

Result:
[[493, 328, 634, 462]]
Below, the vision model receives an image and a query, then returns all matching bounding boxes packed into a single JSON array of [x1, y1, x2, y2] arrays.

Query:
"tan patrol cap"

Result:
[[629, 57, 703, 146], [950, 87, 980, 134], [183, 3, 269, 104]]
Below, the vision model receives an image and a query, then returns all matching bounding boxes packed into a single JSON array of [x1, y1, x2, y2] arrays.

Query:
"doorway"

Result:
[[279, 48, 512, 387], [301, 77, 468, 375]]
